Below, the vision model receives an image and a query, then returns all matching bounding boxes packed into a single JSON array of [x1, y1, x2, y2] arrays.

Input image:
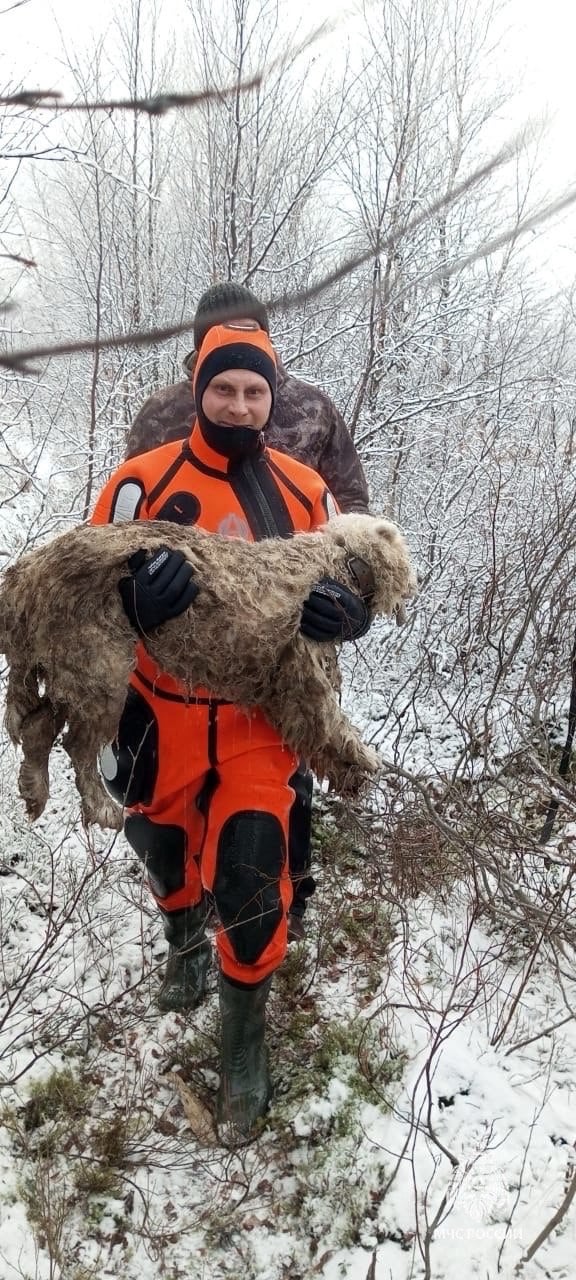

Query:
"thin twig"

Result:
[[0, 251, 36, 268], [0, 0, 31, 12], [517, 1166, 576, 1270], [504, 1013, 574, 1057], [0, 22, 333, 115], [0, 81, 263, 116]]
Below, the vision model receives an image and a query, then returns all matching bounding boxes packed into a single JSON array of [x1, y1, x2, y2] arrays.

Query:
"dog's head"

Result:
[[321, 514, 417, 622]]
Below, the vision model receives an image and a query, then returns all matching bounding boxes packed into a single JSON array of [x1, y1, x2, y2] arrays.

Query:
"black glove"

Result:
[[300, 577, 370, 643], [119, 547, 199, 636]]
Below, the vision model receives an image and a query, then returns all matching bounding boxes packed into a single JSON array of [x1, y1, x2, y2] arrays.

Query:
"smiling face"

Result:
[[201, 367, 273, 431]]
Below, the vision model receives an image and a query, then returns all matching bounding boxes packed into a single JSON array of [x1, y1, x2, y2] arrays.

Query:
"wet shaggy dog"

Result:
[[0, 514, 416, 828]]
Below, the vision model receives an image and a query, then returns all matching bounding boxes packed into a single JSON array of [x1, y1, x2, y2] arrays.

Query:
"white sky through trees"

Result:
[[4, 0, 576, 265], [4, 0, 576, 139]]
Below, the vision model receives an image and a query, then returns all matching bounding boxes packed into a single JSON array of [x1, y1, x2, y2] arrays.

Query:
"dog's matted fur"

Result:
[[0, 514, 416, 828]]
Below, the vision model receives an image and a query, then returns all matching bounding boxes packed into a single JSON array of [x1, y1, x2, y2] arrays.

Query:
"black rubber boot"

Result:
[[157, 903, 211, 1013], [216, 973, 273, 1142]]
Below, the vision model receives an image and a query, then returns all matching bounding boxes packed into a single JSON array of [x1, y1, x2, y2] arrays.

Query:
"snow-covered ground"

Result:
[[1, 740, 576, 1280]]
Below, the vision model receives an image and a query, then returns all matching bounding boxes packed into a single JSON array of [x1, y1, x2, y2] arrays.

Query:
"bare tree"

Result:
[[173, 0, 351, 307]]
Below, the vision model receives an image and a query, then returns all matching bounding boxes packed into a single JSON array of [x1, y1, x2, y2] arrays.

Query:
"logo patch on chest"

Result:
[[217, 513, 251, 539]]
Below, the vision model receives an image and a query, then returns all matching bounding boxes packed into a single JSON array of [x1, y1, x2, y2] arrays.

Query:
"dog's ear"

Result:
[[376, 519, 401, 544], [317, 521, 347, 547]]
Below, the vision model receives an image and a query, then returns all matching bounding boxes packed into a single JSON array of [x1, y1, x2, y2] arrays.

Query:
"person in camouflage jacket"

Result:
[[125, 283, 370, 516]]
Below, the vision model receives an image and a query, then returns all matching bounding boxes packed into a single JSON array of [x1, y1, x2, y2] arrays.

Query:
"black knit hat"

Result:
[[193, 283, 270, 352]]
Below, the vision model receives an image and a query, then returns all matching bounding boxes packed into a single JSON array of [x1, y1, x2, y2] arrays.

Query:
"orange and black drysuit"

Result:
[[91, 326, 336, 986]]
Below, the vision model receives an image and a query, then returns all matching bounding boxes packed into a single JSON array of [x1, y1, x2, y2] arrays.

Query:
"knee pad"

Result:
[[123, 813, 186, 899], [99, 687, 158, 807], [213, 811, 285, 966]]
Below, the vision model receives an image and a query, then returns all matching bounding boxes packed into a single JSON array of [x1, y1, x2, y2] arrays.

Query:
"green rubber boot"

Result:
[[216, 973, 273, 1142], [157, 903, 211, 1013]]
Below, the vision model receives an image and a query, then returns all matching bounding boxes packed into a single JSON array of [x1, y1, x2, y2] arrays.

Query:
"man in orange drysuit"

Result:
[[91, 322, 373, 1137]]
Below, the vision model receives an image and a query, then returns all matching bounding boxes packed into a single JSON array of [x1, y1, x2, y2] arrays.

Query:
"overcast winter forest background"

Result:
[[2, 1, 576, 1277]]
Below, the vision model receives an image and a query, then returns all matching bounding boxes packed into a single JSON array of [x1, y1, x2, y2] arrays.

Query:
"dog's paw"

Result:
[[81, 797, 124, 831], [24, 793, 48, 822], [337, 765, 373, 796], [362, 745, 381, 775], [322, 753, 381, 797], [19, 764, 49, 821]]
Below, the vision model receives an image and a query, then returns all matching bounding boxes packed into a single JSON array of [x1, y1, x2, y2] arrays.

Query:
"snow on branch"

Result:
[[0, 131, 570, 375]]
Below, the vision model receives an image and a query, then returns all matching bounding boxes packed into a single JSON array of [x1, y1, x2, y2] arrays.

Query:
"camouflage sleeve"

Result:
[[124, 381, 194, 460], [318, 406, 371, 514]]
